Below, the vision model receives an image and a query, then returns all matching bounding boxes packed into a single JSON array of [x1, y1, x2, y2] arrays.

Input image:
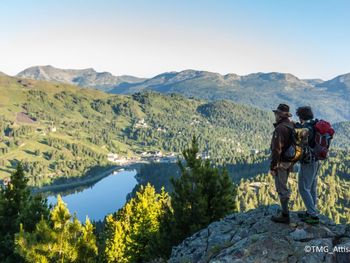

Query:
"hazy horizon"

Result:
[[1, 0, 350, 80], [3, 64, 349, 82]]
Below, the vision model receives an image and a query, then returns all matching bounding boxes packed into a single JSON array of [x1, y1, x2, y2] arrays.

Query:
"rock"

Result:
[[290, 228, 308, 241], [334, 240, 350, 263], [168, 205, 350, 263]]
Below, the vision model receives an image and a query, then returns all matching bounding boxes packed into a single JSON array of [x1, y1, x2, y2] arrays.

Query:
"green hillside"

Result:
[[333, 121, 350, 150], [0, 76, 274, 186]]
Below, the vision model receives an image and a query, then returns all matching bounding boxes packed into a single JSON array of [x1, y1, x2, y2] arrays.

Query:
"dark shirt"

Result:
[[270, 118, 294, 171]]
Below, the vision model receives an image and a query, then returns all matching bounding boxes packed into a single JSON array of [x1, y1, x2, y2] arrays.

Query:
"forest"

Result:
[[0, 136, 237, 262], [1, 75, 349, 188], [0, 75, 276, 186]]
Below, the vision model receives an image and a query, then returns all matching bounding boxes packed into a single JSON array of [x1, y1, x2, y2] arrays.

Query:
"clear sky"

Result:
[[1, 0, 349, 80]]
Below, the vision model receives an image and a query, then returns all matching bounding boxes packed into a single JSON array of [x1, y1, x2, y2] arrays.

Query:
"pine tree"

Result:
[[0, 163, 48, 262], [77, 218, 98, 263], [149, 188, 175, 259], [103, 184, 171, 263], [15, 195, 98, 263], [170, 135, 237, 246]]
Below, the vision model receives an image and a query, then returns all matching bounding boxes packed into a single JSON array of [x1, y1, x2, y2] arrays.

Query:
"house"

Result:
[[107, 153, 128, 164], [135, 118, 148, 128]]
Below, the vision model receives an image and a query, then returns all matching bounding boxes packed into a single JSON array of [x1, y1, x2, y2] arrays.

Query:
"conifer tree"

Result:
[[170, 135, 237, 246], [0, 163, 49, 262], [103, 183, 171, 263], [77, 218, 98, 263], [15, 195, 98, 263]]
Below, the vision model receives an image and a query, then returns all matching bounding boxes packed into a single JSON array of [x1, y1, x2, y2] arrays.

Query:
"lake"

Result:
[[47, 168, 138, 221], [45, 160, 269, 222]]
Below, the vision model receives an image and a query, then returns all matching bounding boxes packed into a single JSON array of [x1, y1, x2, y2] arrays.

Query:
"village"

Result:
[[107, 150, 178, 166]]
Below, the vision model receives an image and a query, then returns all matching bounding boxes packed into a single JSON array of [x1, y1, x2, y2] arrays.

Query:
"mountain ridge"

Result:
[[12, 66, 350, 121], [16, 65, 350, 88], [16, 65, 146, 92]]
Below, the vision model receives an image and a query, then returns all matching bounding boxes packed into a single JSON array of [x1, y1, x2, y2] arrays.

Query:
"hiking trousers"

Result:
[[298, 161, 320, 216], [274, 162, 293, 202]]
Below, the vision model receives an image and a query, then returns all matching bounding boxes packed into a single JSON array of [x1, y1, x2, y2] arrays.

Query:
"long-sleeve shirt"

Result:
[[270, 118, 294, 171]]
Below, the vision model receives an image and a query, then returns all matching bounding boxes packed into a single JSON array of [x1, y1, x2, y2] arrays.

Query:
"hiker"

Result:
[[269, 104, 294, 224], [295, 106, 320, 224]]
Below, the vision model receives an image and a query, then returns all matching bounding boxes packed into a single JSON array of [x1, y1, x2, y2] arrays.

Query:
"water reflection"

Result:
[[42, 160, 269, 221]]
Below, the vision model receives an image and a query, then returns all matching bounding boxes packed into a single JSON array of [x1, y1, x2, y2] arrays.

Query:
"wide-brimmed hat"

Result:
[[272, 103, 292, 117]]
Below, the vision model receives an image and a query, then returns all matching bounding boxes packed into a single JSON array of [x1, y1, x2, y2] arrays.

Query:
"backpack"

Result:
[[282, 124, 309, 163], [313, 120, 335, 160]]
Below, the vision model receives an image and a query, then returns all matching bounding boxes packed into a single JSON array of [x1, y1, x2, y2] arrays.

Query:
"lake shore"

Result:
[[31, 166, 118, 194], [31, 155, 179, 194]]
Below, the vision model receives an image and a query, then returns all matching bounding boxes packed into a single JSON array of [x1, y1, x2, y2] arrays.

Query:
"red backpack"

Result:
[[313, 120, 335, 160]]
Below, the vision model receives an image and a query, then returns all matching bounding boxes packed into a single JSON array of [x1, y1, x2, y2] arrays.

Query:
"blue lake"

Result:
[[47, 169, 138, 221], [45, 161, 268, 222]]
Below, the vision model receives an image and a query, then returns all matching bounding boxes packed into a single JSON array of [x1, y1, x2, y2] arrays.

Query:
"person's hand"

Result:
[[269, 169, 277, 176]]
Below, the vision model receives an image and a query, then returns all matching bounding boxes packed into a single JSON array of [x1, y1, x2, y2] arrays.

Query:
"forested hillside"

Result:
[[17, 66, 350, 122], [333, 121, 350, 150], [236, 150, 350, 224], [0, 75, 274, 186]]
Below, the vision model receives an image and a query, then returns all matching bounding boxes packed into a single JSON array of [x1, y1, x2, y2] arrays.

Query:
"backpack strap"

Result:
[[279, 123, 296, 150]]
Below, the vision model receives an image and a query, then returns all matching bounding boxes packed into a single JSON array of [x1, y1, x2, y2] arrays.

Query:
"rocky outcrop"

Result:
[[169, 205, 350, 263]]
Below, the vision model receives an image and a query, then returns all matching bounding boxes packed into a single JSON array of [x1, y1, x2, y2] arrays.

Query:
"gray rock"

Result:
[[334, 240, 350, 263], [290, 228, 308, 241], [169, 205, 350, 263]]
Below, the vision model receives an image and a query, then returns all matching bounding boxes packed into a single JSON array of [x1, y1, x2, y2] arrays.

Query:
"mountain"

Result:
[[316, 73, 350, 95], [169, 205, 350, 263], [109, 70, 350, 122], [15, 66, 350, 121], [302, 78, 324, 86], [16, 65, 145, 92], [0, 71, 7, 76], [0, 75, 274, 185]]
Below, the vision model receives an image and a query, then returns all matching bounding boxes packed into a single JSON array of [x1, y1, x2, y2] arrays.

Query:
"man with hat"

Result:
[[269, 103, 295, 223]]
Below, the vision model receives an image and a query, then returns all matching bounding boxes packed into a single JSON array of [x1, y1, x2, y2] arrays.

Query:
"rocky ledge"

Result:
[[169, 205, 350, 263]]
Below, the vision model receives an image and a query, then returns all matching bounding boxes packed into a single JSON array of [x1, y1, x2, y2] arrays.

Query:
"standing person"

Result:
[[269, 104, 294, 224], [296, 106, 320, 225]]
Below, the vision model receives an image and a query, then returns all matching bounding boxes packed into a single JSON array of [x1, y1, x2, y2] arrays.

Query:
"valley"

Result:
[[0, 75, 275, 186]]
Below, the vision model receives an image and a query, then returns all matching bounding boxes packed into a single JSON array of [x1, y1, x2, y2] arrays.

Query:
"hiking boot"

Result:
[[271, 213, 290, 224], [301, 215, 319, 225], [297, 211, 309, 219]]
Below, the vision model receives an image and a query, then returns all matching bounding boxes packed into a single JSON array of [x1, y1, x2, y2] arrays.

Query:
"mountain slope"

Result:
[[169, 205, 350, 263], [16, 65, 145, 92], [333, 121, 350, 150], [0, 75, 274, 185], [110, 70, 350, 122], [316, 73, 350, 95], [15, 66, 350, 121]]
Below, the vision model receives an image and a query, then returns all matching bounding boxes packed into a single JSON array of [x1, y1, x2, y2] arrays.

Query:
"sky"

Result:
[[1, 0, 349, 80]]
